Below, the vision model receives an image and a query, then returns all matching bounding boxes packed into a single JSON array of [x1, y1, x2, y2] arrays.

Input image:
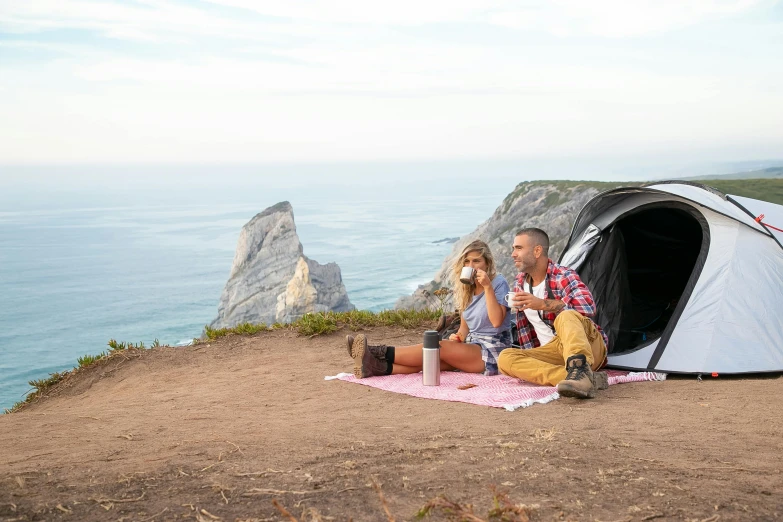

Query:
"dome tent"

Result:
[[558, 181, 783, 374]]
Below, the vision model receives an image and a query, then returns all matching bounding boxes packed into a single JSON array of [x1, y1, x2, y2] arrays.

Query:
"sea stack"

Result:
[[210, 201, 354, 328]]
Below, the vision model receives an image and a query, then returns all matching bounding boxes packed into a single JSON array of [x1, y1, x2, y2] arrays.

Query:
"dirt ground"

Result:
[[1, 326, 781, 522]]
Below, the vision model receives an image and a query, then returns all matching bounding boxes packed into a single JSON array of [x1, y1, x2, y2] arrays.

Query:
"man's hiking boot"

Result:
[[345, 335, 390, 360], [350, 334, 389, 378], [557, 354, 600, 399]]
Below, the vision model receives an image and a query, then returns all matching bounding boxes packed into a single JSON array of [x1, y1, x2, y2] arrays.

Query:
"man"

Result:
[[497, 228, 609, 399]]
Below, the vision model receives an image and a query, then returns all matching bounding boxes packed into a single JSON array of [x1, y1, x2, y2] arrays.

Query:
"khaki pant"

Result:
[[497, 310, 607, 386]]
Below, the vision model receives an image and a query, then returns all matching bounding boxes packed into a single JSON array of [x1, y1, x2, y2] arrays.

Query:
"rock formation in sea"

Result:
[[396, 181, 628, 311], [210, 201, 354, 328]]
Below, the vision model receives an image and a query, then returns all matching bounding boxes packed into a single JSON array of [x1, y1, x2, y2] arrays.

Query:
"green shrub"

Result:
[[200, 309, 441, 340], [107, 339, 146, 351], [28, 372, 66, 392], [77, 353, 105, 368], [5, 338, 162, 414], [204, 322, 269, 340], [6, 309, 439, 414], [5, 371, 69, 414], [296, 312, 339, 336]]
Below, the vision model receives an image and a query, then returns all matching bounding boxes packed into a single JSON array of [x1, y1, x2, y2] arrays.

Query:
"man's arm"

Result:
[[541, 299, 566, 313], [511, 271, 594, 316]]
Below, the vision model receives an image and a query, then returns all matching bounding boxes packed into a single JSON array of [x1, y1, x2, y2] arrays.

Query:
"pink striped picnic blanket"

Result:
[[325, 370, 666, 411]]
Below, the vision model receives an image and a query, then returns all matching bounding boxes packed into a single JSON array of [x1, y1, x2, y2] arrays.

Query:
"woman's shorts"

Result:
[[466, 330, 512, 376]]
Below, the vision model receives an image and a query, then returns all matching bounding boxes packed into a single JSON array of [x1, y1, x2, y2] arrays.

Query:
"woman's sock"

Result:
[[384, 347, 395, 375]]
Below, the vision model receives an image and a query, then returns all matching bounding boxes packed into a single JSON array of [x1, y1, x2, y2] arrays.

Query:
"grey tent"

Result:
[[558, 181, 783, 374]]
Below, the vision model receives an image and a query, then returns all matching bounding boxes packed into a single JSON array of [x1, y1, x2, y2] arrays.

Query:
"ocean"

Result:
[[0, 166, 522, 410]]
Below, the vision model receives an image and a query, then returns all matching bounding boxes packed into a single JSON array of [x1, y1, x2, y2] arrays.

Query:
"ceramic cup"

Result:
[[459, 266, 476, 284]]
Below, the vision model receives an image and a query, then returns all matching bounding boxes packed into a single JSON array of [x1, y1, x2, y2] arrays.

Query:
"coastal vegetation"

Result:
[[5, 337, 161, 414], [5, 309, 442, 414], [705, 178, 783, 205], [203, 308, 442, 340]]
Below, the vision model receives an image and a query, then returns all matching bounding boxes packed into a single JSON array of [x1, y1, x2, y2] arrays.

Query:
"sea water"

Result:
[[0, 167, 518, 409]]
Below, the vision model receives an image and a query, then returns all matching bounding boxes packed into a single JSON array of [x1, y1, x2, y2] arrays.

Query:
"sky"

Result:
[[1, 0, 782, 164]]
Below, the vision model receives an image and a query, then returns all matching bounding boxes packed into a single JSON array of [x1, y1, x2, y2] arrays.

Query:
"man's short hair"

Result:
[[515, 228, 550, 255]]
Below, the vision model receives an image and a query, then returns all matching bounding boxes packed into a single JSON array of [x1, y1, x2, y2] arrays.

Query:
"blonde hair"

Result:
[[451, 240, 497, 312]]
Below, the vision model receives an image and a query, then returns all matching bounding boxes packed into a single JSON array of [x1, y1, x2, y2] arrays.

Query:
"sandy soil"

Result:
[[1, 326, 781, 522]]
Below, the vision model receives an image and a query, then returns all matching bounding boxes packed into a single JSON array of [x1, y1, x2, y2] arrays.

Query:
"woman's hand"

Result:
[[474, 268, 492, 289], [448, 333, 463, 342]]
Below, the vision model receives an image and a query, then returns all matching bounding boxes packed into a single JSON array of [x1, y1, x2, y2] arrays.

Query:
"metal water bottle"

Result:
[[422, 330, 441, 386]]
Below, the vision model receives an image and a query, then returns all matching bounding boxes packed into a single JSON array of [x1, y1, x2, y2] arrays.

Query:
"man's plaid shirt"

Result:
[[513, 259, 609, 350]]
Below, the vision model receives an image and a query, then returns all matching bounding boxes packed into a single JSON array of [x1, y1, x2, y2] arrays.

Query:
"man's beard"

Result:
[[516, 255, 535, 273]]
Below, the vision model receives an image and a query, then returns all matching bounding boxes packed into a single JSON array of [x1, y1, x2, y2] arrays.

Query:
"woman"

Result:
[[347, 240, 512, 378]]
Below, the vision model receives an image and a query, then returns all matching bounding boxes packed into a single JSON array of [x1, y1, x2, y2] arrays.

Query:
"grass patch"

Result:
[[107, 339, 150, 351], [293, 308, 443, 336], [203, 322, 271, 341], [7, 309, 439, 414], [77, 353, 105, 367], [370, 308, 442, 328], [305, 308, 442, 335], [700, 178, 783, 206], [201, 309, 442, 341], [5, 337, 167, 414], [27, 372, 67, 395], [296, 313, 339, 336], [4, 371, 68, 414]]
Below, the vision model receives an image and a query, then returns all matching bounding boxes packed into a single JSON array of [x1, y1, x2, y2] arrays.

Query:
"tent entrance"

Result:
[[578, 204, 708, 355]]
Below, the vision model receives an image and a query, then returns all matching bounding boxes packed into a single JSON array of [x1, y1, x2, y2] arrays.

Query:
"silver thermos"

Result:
[[422, 330, 441, 386]]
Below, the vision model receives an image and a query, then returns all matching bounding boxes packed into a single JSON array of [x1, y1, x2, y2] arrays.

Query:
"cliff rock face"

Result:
[[211, 201, 354, 328], [395, 181, 619, 311]]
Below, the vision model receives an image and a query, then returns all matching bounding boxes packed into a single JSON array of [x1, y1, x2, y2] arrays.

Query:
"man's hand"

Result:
[[509, 292, 566, 313], [475, 268, 492, 289], [509, 291, 544, 310]]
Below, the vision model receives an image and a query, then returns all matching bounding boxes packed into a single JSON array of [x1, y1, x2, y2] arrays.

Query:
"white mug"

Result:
[[459, 266, 476, 284], [504, 291, 516, 306]]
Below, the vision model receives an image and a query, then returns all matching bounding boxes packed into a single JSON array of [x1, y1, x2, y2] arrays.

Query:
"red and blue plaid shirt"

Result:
[[513, 259, 609, 350]]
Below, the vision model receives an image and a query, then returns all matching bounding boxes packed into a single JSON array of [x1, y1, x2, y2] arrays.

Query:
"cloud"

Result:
[[0, 0, 317, 44], [199, 0, 490, 25], [1, 0, 773, 44], [487, 0, 771, 38], [0, 0, 781, 163], [200, 0, 773, 36]]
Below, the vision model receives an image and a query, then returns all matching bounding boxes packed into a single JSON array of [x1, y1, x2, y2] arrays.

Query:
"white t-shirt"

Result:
[[523, 279, 555, 345]]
